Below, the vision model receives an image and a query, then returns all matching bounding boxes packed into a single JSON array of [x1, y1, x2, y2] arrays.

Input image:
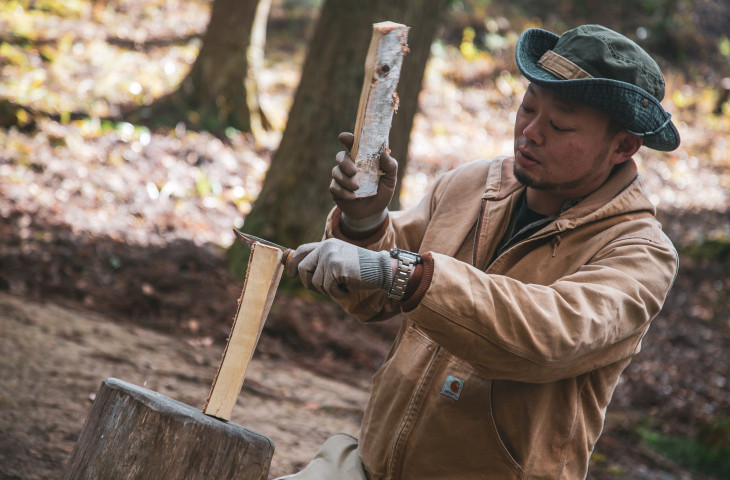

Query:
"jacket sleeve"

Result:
[[321, 165, 469, 322], [405, 234, 678, 383]]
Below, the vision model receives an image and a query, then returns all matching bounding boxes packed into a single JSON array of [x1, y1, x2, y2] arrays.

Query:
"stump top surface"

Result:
[[104, 377, 273, 444]]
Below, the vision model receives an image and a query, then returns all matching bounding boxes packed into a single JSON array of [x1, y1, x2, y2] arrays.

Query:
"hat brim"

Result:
[[515, 28, 680, 151]]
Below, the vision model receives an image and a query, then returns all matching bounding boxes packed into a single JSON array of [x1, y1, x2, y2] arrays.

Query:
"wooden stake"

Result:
[[203, 242, 284, 420], [351, 21, 409, 198]]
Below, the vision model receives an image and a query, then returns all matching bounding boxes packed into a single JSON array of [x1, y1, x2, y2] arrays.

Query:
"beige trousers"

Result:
[[275, 433, 369, 480]]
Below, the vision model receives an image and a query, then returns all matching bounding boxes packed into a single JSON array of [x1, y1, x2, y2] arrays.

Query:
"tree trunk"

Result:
[[387, 1, 449, 209], [246, 0, 273, 137], [232, 0, 448, 273], [132, 0, 262, 134]]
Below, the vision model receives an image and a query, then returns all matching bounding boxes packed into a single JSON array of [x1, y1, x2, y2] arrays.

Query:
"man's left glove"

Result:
[[286, 238, 392, 298]]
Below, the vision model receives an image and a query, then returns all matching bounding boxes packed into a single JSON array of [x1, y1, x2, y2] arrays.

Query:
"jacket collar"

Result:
[[556, 159, 656, 229], [483, 156, 524, 201], [483, 156, 655, 230]]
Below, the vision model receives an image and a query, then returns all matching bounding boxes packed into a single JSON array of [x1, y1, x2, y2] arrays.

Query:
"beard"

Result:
[[513, 143, 610, 192]]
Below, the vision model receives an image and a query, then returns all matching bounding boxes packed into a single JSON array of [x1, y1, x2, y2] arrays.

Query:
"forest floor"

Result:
[[1, 1, 730, 479]]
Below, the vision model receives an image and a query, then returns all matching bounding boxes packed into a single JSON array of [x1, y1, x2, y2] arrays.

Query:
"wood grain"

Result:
[[204, 242, 284, 420]]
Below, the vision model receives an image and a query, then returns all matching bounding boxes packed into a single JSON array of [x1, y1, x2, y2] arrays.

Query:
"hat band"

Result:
[[538, 50, 593, 80], [628, 113, 673, 137]]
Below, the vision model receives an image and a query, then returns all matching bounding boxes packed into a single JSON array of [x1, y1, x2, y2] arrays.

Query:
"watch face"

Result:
[[390, 248, 421, 264]]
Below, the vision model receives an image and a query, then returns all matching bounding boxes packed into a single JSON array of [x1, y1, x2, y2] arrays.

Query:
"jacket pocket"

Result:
[[359, 326, 439, 477], [398, 354, 525, 479], [360, 327, 525, 479]]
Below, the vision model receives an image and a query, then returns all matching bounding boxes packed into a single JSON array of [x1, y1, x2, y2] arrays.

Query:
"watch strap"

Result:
[[387, 249, 421, 300]]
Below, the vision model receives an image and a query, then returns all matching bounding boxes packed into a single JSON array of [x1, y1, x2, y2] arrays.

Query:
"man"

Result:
[[279, 24, 679, 479]]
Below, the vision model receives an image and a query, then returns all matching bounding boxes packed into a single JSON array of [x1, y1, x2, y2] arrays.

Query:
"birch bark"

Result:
[[351, 22, 410, 198]]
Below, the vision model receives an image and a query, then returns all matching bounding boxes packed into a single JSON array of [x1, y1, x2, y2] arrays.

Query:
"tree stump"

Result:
[[63, 241, 283, 478], [62, 378, 273, 479]]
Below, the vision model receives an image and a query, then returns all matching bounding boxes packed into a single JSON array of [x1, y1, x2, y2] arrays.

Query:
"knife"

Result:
[[233, 230, 294, 267]]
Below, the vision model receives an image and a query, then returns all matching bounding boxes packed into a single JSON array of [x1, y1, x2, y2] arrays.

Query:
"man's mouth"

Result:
[[517, 146, 540, 166]]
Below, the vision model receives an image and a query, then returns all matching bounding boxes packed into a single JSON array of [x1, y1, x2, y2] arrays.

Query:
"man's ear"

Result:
[[611, 132, 643, 165]]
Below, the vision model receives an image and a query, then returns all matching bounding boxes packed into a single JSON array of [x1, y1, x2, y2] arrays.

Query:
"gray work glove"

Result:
[[329, 132, 398, 231], [287, 238, 393, 298]]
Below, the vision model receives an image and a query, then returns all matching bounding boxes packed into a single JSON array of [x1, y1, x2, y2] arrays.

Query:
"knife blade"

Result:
[[233, 230, 294, 267]]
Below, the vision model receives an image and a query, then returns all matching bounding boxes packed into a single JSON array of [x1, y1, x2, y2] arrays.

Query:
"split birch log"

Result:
[[351, 21, 409, 198], [203, 242, 285, 420]]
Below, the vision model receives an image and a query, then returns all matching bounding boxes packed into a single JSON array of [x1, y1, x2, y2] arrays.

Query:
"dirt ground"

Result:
[[1, 207, 729, 480], [0, 291, 371, 479], [1, 1, 730, 479]]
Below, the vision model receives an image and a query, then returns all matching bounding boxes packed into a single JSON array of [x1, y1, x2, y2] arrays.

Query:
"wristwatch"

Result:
[[387, 248, 422, 300]]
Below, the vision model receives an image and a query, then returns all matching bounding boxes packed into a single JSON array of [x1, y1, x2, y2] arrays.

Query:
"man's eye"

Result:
[[551, 122, 571, 132], [520, 104, 534, 113]]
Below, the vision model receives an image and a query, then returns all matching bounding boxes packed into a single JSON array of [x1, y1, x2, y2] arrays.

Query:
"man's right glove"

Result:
[[329, 132, 398, 233], [286, 238, 393, 298]]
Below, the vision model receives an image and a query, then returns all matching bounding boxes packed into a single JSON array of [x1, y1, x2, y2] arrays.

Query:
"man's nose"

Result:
[[522, 117, 544, 145]]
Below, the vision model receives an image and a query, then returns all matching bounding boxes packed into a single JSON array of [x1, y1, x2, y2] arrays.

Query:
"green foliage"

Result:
[[195, 171, 213, 197], [638, 420, 730, 477], [0, 42, 30, 65], [682, 236, 730, 265], [720, 36, 730, 58], [19, 0, 86, 17]]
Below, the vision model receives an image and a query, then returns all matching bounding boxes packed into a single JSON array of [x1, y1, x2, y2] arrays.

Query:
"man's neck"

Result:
[[525, 189, 570, 216]]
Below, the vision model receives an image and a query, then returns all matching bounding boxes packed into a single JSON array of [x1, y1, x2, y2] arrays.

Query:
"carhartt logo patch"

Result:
[[441, 374, 464, 400]]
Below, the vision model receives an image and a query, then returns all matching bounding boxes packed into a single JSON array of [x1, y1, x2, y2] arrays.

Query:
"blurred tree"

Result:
[[130, 0, 271, 135], [464, 0, 730, 78], [231, 0, 449, 275]]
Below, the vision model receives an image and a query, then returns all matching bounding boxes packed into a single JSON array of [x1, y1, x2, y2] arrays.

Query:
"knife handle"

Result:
[[282, 249, 294, 268]]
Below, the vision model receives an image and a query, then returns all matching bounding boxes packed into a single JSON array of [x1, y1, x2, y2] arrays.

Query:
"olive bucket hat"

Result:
[[515, 24, 680, 151]]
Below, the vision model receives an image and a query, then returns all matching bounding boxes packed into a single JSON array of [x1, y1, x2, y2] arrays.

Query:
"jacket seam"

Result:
[[488, 382, 527, 476], [472, 198, 486, 266], [386, 345, 441, 479], [556, 375, 587, 478]]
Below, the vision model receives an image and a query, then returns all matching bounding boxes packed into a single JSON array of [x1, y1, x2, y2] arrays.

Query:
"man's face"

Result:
[[513, 84, 621, 202]]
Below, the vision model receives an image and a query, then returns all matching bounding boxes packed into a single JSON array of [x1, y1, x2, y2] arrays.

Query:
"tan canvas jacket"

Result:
[[324, 156, 678, 479]]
